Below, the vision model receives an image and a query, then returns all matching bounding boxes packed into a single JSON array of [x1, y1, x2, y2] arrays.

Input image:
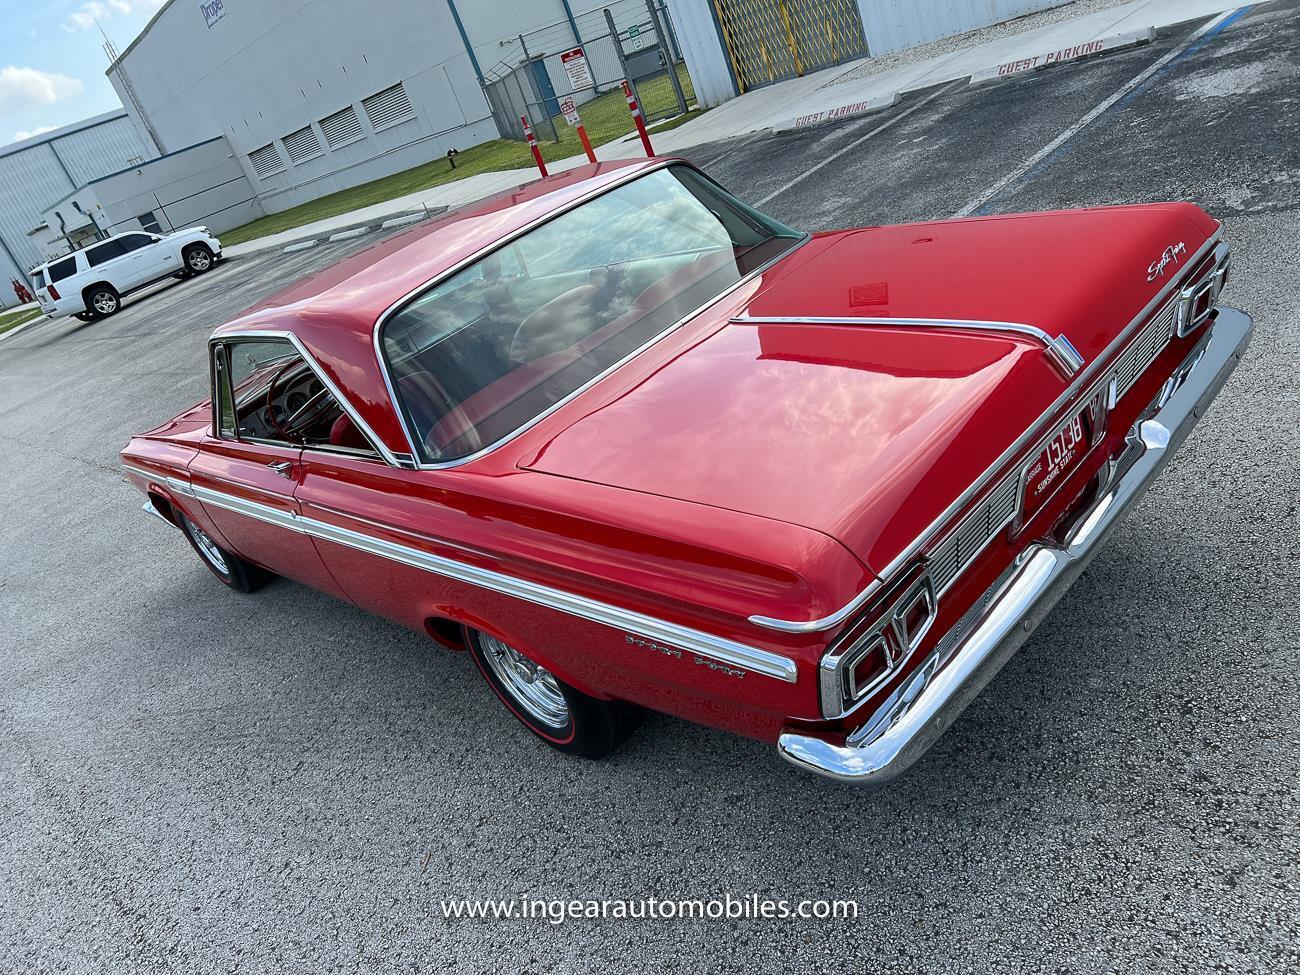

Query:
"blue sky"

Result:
[[0, 0, 166, 147]]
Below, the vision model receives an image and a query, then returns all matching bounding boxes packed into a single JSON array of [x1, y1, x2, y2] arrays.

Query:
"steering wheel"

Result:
[[265, 361, 335, 443]]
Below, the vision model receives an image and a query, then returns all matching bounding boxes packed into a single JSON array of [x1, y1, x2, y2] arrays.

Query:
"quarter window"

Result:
[[213, 337, 377, 457], [48, 255, 77, 283]]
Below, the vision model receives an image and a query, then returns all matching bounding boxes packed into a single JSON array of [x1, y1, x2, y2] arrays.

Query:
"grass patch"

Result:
[[0, 305, 41, 336], [221, 65, 701, 247]]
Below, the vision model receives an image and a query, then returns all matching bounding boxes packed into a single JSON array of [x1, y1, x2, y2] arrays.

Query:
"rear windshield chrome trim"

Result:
[[370, 161, 809, 471], [731, 316, 1084, 378], [747, 228, 1223, 634], [206, 329, 407, 468]]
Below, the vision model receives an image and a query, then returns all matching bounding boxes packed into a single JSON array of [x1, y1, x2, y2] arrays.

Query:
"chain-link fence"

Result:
[[482, 0, 694, 143]]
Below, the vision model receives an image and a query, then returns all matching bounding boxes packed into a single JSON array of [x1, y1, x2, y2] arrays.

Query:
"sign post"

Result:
[[622, 80, 655, 158], [521, 115, 549, 177], [560, 96, 597, 164]]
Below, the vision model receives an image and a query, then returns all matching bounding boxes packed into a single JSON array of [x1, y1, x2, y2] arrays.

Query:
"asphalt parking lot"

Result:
[[2, 3, 1298, 972]]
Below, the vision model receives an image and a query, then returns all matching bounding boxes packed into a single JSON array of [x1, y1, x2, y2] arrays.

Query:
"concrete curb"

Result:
[[768, 24, 1158, 136], [266, 205, 444, 256], [772, 93, 899, 133], [968, 26, 1157, 85]]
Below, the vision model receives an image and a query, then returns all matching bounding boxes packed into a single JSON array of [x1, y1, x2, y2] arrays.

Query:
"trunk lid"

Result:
[[524, 204, 1218, 573]]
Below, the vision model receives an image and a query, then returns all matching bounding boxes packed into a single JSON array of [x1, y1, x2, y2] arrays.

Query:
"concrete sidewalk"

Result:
[[228, 0, 1258, 256]]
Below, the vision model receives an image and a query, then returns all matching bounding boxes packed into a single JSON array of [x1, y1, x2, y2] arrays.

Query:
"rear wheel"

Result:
[[85, 285, 119, 318], [183, 244, 214, 274], [467, 628, 639, 758], [178, 511, 269, 593]]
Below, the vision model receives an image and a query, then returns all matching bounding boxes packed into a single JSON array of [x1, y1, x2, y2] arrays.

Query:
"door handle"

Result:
[[268, 461, 294, 479]]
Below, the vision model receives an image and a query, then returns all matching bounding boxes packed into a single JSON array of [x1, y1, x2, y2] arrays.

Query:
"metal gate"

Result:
[[711, 0, 868, 92]]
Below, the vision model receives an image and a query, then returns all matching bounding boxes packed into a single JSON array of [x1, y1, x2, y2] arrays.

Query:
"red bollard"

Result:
[[622, 81, 655, 158], [576, 124, 596, 164], [521, 115, 549, 177]]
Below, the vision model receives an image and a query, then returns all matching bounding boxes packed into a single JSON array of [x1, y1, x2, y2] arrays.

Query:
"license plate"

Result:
[[1021, 406, 1091, 522]]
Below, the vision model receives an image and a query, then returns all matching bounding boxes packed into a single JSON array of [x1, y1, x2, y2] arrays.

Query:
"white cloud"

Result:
[[0, 66, 83, 118], [64, 0, 167, 32], [14, 125, 58, 142]]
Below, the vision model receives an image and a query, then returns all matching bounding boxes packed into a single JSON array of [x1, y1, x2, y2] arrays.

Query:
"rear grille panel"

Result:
[[1114, 299, 1178, 401], [928, 475, 1018, 596]]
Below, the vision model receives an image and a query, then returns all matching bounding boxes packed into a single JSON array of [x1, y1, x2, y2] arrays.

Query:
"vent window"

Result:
[[248, 143, 285, 179], [319, 105, 364, 149], [282, 125, 324, 164], [362, 82, 416, 132]]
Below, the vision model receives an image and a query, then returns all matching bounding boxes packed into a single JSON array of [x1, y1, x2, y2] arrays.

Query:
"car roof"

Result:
[[209, 156, 676, 458]]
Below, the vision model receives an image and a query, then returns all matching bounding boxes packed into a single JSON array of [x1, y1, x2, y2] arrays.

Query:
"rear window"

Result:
[[379, 165, 801, 463], [48, 255, 77, 283]]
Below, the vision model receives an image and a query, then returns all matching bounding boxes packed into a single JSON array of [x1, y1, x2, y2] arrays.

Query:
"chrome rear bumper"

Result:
[[778, 307, 1254, 784]]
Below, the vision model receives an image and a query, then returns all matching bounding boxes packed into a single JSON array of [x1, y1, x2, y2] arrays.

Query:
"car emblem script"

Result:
[[1147, 241, 1187, 282]]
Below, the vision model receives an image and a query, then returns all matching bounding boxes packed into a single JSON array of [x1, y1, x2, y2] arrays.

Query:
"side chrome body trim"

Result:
[[206, 329, 411, 469], [731, 315, 1085, 378], [745, 229, 1223, 634], [119, 465, 799, 684], [776, 307, 1253, 783], [369, 160, 810, 470]]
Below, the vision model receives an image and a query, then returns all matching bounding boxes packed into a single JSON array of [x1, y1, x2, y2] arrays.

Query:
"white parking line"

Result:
[[952, 7, 1248, 218], [754, 80, 964, 208]]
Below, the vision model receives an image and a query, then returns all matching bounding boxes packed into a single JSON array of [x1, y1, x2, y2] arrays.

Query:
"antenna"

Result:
[[98, 20, 120, 63]]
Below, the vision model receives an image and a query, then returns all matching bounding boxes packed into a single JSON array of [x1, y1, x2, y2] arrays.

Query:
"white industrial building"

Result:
[[0, 0, 1075, 308]]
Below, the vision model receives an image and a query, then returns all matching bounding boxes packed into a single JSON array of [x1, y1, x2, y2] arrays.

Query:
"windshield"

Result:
[[380, 165, 801, 463]]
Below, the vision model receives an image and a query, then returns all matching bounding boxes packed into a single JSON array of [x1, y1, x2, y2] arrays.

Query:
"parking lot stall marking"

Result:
[[953, 7, 1253, 219], [754, 80, 964, 208]]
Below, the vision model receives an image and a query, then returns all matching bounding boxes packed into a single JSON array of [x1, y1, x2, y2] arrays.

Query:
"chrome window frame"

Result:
[[370, 160, 809, 471], [749, 229, 1225, 636], [207, 330, 401, 467]]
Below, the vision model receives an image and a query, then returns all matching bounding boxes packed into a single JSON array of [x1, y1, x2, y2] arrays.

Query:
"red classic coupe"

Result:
[[122, 159, 1250, 783]]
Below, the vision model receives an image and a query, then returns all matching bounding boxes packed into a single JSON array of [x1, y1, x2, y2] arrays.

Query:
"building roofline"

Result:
[[0, 109, 130, 160], [106, 0, 182, 71], [43, 136, 227, 213]]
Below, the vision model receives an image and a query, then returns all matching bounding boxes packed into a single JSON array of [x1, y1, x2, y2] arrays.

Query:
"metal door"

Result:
[[711, 0, 868, 92], [529, 58, 561, 119]]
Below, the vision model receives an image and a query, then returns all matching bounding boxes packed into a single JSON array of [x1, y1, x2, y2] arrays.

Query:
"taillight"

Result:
[[1175, 242, 1231, 337], [47, 283, 60, 300]]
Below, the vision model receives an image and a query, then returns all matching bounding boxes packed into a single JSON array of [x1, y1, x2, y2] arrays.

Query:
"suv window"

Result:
[[48, 256, 77, 284], [213, 338, 377, 457], [30, 269, 46, 291], [86, 239, 127, 267], [117, 233, 154, 254]]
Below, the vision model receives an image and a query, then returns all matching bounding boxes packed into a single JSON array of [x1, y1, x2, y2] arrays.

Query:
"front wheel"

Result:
[[178, 511, 269, 593], [467, 629, 639, 758], [183, 244, 214, 274]]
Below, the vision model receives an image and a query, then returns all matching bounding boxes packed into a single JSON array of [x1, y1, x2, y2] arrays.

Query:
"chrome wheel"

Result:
[[478, 633, 569, 730], [186, 248, 212, 272], [183, 516, 229, 575], [92, 291, 118, 315]]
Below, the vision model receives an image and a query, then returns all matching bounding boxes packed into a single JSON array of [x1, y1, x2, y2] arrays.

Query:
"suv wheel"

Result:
[[183, 244, 214, 274], [86, 285, 119, 318]]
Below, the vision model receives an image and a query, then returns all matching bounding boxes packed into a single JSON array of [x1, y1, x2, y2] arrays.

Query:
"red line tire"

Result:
[[467, 628, 639, 759]]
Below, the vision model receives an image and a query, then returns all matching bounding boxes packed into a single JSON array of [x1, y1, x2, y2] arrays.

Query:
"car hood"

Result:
[[521, 205, 1219, 574]]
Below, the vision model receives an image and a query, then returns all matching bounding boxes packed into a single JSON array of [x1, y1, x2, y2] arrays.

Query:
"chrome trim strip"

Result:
[[746, 229, 1223, 634], [122, 464, 195, 498], [731, 316, 1085, 378], [206, 329, 407, 469], [153, 475, 799, 683], [370, 161, 810, 470], [777, 308, 1252, 783]]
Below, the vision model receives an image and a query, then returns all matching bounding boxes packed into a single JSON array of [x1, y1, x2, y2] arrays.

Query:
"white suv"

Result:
[[30, 227, 223, 321]]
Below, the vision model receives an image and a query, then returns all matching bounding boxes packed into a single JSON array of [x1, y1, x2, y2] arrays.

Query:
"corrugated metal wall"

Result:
[[0, 113, 150, 304], [858, 0, 1070, 55]]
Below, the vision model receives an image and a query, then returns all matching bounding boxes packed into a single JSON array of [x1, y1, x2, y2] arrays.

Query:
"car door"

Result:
[[83, 237, 135, 290], [187, 336, 350, 599], [119, 232, 177, 286]]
